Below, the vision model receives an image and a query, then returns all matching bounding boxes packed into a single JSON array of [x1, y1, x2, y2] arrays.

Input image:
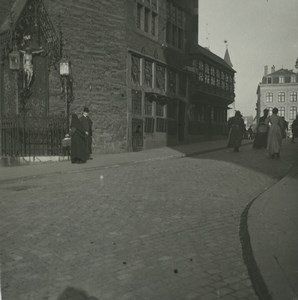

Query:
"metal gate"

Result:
[[1, 115, 67, 157]]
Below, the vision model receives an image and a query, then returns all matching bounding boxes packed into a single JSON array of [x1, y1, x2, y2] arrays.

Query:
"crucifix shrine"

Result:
[[19, 46, 45, 89]]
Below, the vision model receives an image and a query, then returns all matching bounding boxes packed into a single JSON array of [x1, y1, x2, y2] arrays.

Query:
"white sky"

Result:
[[198, 0, 298, 117]]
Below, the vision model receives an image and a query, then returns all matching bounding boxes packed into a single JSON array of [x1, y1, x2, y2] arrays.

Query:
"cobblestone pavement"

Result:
[[0, 141, 297, 300]]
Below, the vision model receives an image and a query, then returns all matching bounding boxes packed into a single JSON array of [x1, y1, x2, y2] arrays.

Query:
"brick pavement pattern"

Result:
[[0, 141, 297, 300]]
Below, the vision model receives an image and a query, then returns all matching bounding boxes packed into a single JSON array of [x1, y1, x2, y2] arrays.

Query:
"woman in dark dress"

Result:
[[70, 113, 88, 163], [227, 111, 246, 152], [253, 109, 269, 149]]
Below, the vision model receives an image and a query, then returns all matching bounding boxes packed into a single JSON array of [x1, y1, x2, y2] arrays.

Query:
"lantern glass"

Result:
[[9, 51, 21, 70], [60, 61, 70, 76]]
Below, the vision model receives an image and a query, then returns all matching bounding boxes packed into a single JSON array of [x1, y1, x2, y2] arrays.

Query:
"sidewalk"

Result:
[[0, 138, 252, 182], [248, 162, 298, 300]]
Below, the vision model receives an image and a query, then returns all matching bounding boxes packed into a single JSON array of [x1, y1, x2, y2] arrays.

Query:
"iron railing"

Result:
[[1, 115, 67, 157]]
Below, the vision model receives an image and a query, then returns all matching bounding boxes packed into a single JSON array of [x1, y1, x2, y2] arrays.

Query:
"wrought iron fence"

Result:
[[1, 115, 67, 157]]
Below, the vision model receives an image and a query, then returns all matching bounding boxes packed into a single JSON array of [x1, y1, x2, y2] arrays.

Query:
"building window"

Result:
[[267, 77, 272, 84], [151, 12, 157, 35], [178, 73, 187, 97], [144, 96, 153, 115], [132, 90, 142, 115], [144, 117, 155, 133], [131, 55, 141, 85], [225, 74, 229, 91], [279, 107, 285, 117], [205, 64, 210, 84], [290, 106, 297, 120], [136, 3, 142, 29], [290, 92, 297, 102], [216, 69, 221, 88], [279, 76, 284, 84], [228, 75, 233, 93], [136, 0, 158, 37], [221, 71, 225, 89], [291, 76, 296, 83], [278, 92, 285, 102], [165, 0, 184, 49], [156, 118, 167, 132], [156, 101, 164, 117], [210, 67, 215, 86], [266, 92, 273, 103], [144, 8, 150, 32], [156, 64, 165, 91], [144, 60, 153, 87], [198, 61, 204, 82], [168, 69, 176, 94]]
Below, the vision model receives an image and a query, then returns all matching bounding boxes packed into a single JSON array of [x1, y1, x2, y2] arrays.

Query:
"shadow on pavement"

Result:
[[57, 287, 98, 300], [183, 140, 298, 180]]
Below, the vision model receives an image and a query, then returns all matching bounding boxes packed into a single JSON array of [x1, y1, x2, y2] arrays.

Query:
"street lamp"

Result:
[[59, 58, 71, 132], [9, 48, 21, 70]]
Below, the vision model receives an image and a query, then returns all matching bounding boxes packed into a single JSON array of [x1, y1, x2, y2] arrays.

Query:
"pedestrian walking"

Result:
[[227, 110, 246, 152], [267, 107, 283, 159], [291, 115, 298, 143], [80, 106, 93, 159], [70, 113, 88, 163], [253, 109, 269, 149]]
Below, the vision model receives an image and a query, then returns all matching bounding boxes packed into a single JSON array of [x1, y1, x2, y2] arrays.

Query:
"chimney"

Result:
[[271, 65, 275, 73], [264, 65, 268, 76]]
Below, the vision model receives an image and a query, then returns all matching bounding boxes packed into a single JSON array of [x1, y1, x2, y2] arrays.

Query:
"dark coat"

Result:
[[227, 116, 246, 149], [292, 118, 298, 137], [70, 114, 88, 163], [80, 115, 93, 155], [253, 115, 269, 149]]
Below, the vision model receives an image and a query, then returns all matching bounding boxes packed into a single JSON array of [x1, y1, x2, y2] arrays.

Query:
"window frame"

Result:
[[290, 91, 297, 102], [266, 92, 273, 103], [278, 92, 285, 102], [290, 106, 297, 120]]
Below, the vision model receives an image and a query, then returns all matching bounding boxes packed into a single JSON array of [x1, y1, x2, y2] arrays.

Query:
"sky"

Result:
[[198, 0, 298, 117]]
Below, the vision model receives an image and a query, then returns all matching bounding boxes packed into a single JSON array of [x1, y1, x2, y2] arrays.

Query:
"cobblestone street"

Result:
[[0, 142, 297, 300]]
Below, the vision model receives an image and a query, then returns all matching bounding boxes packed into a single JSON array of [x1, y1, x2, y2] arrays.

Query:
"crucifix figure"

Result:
[[19, 46, 45, 89]]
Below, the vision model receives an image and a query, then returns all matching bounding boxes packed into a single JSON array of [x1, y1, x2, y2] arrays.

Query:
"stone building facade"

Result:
[[256, 64, 298, 130], [0, 0, 235, 156]]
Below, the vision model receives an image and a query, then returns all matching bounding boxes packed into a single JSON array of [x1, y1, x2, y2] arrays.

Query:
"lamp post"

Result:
[[60, 58, 71, 132]]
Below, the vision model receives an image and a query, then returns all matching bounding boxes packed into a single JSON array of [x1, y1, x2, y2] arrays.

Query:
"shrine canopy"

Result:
[[0, 0, 60, 65]]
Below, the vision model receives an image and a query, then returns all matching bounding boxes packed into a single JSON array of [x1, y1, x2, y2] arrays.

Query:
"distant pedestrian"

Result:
[[280, 117, 288, 139], [80, 106, 93, 160], [253, 109, 269, 149], [267, 107, 283, 159], [227, 111, 246, 152], [248, 125, 254, 140], [70, 113, 88, 163], [291, 115, 298, 143]]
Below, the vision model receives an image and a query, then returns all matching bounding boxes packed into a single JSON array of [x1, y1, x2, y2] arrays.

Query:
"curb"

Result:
[[239, 196, 273, 300]]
